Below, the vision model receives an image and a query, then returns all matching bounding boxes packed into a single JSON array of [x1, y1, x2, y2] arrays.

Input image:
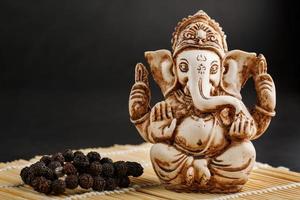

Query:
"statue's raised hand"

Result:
[[129, 63, 151, 122], [149, 101, 177, 142], [253, 54, 276, 112]]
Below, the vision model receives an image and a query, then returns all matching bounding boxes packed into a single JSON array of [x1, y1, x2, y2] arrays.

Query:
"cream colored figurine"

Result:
[[129, 10, 276, 193]]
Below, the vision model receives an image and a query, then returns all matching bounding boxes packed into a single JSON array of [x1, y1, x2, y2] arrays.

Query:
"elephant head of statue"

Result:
[[145, 11, 259, 117]]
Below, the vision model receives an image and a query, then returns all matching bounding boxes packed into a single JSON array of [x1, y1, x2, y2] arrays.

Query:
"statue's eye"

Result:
[[179, 62, 189, 72], [210, 64, 219, 74]]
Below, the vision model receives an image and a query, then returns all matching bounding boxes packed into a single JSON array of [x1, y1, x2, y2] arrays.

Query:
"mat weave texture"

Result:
[[0, 143, 300, 200]]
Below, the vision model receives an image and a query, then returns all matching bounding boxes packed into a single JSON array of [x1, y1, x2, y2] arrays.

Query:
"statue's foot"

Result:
[[193, 159, 211, 186], [184, 159, 211, 187], [185, 166, 195, 186]]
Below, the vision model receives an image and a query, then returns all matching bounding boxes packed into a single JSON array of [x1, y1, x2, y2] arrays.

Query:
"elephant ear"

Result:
[[144, 49, 177, 97], [221, 50, 257, 99]]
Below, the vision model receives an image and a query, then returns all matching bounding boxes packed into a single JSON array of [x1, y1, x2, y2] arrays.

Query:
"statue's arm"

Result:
[[129, 63, 154, 143], [129, 63, 177, 143], [250, 55, 276, 139], [221, 54, 276, 141]]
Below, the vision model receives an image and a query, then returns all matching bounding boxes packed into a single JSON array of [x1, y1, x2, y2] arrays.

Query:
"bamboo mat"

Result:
[[0, 143, 300, 200]]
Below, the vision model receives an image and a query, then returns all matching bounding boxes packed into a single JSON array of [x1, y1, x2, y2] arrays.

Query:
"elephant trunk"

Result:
[[188, 66, 243, 114]]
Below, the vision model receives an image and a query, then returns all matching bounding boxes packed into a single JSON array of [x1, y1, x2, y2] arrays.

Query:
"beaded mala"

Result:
[[20, 149, 143, 195]]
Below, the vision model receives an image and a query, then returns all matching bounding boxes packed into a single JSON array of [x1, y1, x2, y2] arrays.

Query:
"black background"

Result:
[[0, 0, 299, 171]]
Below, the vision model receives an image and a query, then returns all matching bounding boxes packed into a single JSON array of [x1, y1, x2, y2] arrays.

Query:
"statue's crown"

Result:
[[172, 10, 228, 58]]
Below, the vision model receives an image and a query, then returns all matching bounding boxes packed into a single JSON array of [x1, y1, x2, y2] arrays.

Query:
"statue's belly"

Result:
[[174, 114, 228, 157]]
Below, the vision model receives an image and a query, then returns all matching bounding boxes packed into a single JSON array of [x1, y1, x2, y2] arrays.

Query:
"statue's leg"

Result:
[[150, 143, 194, 190], [208, 141, 256, 192]]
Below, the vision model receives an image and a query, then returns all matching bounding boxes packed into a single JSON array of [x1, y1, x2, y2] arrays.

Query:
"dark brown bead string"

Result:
[[20, 149, 144, 195]]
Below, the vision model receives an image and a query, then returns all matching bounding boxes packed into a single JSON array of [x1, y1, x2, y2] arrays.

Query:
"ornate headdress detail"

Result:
[[172, 10, 228, 58]]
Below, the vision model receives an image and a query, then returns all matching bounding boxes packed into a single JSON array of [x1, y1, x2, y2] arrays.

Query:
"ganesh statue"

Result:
[[128, 10, 276, 193]]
